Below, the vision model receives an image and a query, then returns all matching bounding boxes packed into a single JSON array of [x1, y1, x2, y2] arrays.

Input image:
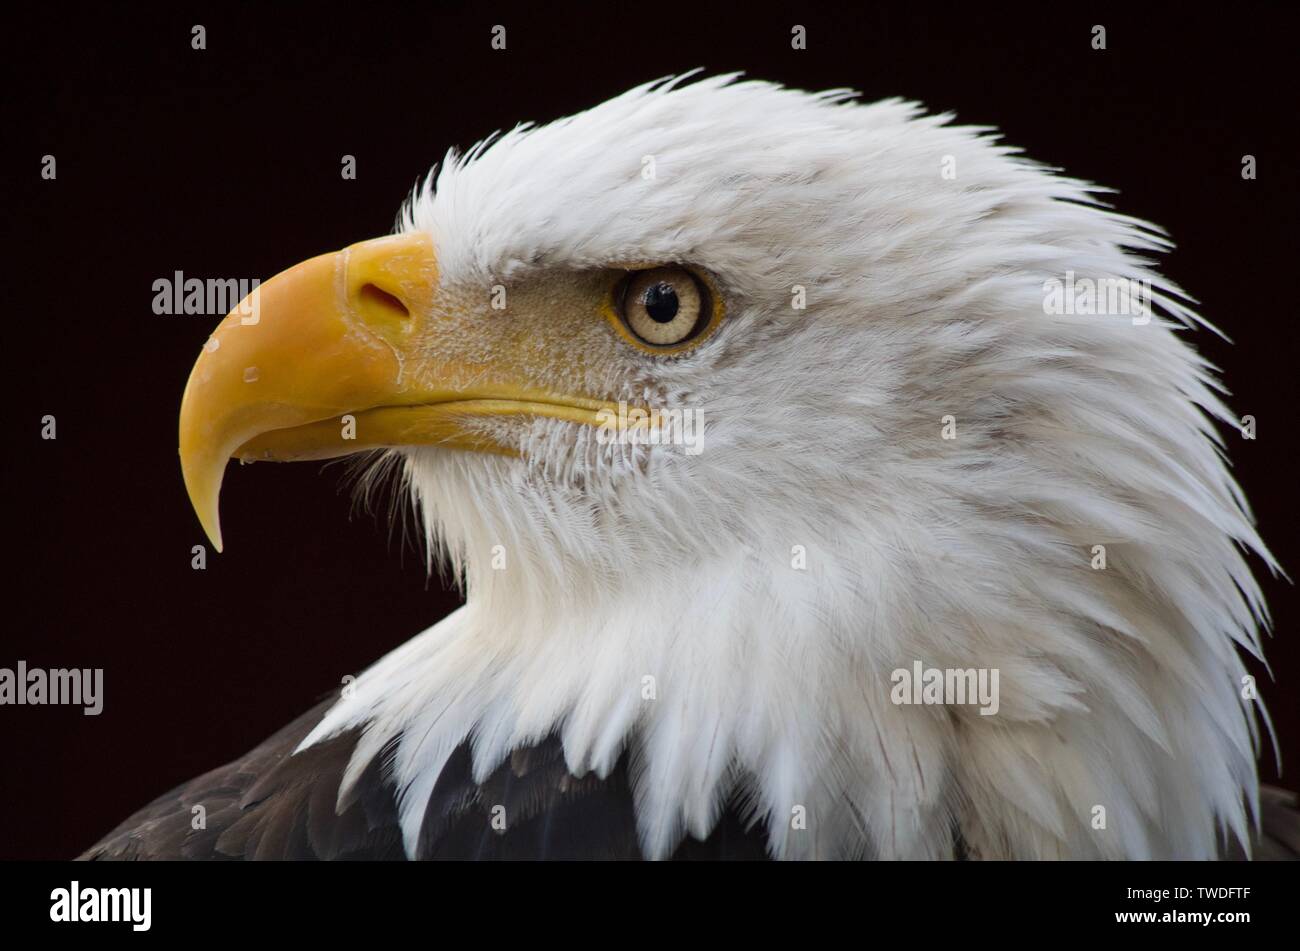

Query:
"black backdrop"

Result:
[[4, 3, 1297, 860]]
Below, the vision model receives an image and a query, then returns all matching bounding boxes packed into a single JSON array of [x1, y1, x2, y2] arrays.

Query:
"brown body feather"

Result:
[[81, 701, 1297, 861], [80, 700, 769, 860]]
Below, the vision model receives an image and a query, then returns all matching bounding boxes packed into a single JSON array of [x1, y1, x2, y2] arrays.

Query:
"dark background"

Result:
[[4, 3, 1296, 860]]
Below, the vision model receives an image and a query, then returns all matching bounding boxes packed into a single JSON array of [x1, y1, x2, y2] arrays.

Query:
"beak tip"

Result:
[[198, 497, 225, 554], [196, 504, 224, 554], [180, 451, 226, 555]]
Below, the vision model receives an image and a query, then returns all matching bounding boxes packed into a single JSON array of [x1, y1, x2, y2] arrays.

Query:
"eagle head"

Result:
[[179, 76, 1273, 859]]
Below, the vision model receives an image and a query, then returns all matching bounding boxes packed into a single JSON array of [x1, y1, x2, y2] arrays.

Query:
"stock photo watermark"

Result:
[[1042, 271, 1152, 325], [890, 661, 1000, 716], [153, 272, 261, 323], [595, 401, 705, 455], [0, 662, 103, 715]]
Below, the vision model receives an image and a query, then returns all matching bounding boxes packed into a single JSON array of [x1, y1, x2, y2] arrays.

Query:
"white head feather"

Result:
[[300, 75, 1275, 859]]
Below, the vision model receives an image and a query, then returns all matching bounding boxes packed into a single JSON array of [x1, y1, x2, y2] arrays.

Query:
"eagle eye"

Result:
[[617, 267, 709, 348]]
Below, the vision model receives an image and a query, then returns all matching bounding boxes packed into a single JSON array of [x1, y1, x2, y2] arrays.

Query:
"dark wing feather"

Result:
[[80, 702, 770, 860], [80, 694, 1297, 861], [421, 736, 640, 859], [78, 692, 1300, 862], [1220, 785, 1300, 861], [1257, 785, 1300, 858], [418, 733, 770, 859], [80, 700, 405, 861]]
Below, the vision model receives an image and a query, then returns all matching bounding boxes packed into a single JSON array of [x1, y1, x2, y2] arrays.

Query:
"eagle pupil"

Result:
[[643, 282, 679, 323]]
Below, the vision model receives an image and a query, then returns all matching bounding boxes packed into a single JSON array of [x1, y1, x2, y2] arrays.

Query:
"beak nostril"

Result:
[[357, 283, 410, 323]]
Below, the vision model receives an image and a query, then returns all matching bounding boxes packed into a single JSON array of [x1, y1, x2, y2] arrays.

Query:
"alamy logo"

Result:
[[890, 661, 1000, 716], [1042, 270, 1152, 325], [153, 271, 261, 322], [0, 661, 103, 715], [595, 401, 705, 455], [50, 881, 151, 931]]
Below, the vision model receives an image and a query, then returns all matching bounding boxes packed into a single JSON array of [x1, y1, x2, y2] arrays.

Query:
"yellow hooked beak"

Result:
[[179, 233, 617, 551]]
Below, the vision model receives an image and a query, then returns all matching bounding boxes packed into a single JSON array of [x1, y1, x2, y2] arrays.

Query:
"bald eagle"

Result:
[[85, 75, 1296, 861]]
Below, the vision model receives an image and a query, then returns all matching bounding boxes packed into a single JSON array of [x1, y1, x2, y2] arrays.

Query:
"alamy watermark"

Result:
[[153, 271, 261, 323], [1042, 271, 1152, 325], [596, 401, 705, 455], [890, 661, 999, 716], [1, 661, 103, 715], [50, 882, 150, 931]]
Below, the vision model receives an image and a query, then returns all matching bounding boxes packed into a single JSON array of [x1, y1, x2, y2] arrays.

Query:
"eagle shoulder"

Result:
[[79, 701, 771, 860], [80, 700, 404, 860]]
